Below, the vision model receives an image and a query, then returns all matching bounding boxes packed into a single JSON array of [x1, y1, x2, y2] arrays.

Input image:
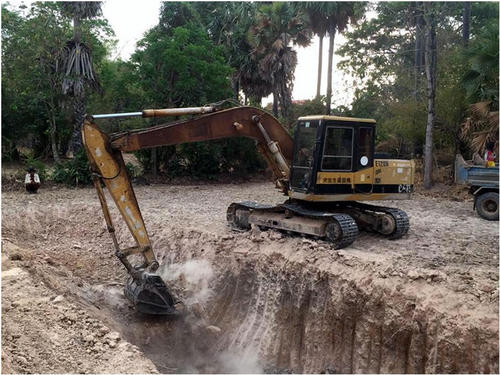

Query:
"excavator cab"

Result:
[[290, 116, 375, 196], [289, 116, 413, 202]]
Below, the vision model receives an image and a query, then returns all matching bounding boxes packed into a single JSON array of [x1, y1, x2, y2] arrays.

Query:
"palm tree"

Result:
[[461, 21, 499, 155], [317, 2, 364, 115], [462, 21, 499, 104], [461, 101, 499, 154], [294, 3, 329, 99], [59, 1, 102, 157], [248, 3, 311, 117]]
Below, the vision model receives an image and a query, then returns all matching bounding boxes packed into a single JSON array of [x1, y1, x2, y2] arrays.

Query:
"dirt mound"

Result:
[[1, 243, 158, 374]]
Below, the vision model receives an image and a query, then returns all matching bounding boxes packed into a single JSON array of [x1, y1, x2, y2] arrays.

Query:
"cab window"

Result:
[[321, 127, 353, 171], [293, 121, 317, 168]]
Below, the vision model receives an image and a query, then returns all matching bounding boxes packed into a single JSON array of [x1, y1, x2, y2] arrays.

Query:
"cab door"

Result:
[[290, 120, 319, 192]]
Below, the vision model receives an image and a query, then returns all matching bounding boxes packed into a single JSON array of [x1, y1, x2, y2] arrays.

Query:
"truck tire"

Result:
[[475, 192, 499, 221]]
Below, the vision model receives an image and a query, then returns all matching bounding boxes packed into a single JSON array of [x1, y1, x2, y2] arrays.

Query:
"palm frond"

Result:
[[461, 101, 499, 153], [59, 40, 101, 97], [60, 2, 102, 19], [471, 101, 492, 117]]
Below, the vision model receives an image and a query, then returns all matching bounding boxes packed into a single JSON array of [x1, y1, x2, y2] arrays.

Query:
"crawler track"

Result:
[[281, 202, 359, 248], [348, 202, 410, 239]]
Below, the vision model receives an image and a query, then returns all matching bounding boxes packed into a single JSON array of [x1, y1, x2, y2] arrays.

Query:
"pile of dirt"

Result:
[[2, 182, 498, 373], [1, 243, 157, 374]]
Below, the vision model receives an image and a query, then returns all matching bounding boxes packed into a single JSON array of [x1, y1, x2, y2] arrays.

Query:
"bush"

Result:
[[52, 151, 92, 186], [125, 162, 140, 178], [135, 138, 266, 179]]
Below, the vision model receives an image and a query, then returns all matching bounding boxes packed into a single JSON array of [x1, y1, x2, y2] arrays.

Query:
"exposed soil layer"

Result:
[[2, 182, 499, 373]]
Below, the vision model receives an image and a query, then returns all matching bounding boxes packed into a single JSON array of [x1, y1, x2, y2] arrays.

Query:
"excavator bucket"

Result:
[[124, 273, 178, 316]]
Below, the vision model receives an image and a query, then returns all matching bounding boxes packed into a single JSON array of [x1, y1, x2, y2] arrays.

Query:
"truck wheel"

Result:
[[476, 192, 499, 221]]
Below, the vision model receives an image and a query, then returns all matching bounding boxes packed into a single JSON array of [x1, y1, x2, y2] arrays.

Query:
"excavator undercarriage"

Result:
[[227, 200, 409, 249], [83, 105, 415, 315]]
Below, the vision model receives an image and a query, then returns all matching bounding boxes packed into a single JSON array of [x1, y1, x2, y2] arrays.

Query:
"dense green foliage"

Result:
[[337, 2, 499, 160], [130, 8, 265, 179], [1, 2, 113, 161], [52, 150, 92, 186], [2, 2, 498, 187]]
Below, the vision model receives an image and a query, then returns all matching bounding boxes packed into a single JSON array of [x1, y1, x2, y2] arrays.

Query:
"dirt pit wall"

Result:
[[95, 226, 498, 373]]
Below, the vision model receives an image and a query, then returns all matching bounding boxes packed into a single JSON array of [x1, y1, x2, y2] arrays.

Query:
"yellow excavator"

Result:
[[83, 105, 415, 315]]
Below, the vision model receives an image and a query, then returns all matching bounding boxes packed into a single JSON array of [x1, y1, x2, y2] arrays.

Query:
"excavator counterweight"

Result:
[[83, 105, 415, 315]]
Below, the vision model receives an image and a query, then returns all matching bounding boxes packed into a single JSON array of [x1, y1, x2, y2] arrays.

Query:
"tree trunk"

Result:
[[272, 89, 279, 117], [67, 98, 86, 158], [414, 2, 425, 101], [325, 27, 336, 115], [232, 75, 240, 102], [316, 35, 323, 98], [279, 81, 292, 118], [463, 2, 471, 46], [73, 17, 81, 43], [50, 111, 61, 164], [424, 5, 437, 190]]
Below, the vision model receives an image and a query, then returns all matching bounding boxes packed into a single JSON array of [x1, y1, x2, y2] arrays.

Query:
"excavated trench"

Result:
[[94, 228, 498, 374]]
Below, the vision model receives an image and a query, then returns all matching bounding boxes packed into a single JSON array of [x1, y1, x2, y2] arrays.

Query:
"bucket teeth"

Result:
[[124, 272, 178, 316]]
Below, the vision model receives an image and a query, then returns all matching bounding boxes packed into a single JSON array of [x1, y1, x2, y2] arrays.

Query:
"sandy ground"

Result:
[[2, 181, 499, 373]]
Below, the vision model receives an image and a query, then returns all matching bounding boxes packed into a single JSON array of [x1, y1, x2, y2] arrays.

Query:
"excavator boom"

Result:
[[82, 106, 293, 315]]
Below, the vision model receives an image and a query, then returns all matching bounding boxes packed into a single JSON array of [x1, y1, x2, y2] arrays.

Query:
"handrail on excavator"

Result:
[[92, 106, 217, 119]]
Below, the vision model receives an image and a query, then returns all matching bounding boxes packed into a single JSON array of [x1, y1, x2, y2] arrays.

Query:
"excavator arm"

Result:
[[82, 106, 293, 314], [109, 106, 293, 191]]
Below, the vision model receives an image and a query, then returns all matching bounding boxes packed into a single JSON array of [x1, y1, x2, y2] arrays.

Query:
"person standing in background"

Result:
[[484, 142, 497, 168], [25, 167, 41, 193]]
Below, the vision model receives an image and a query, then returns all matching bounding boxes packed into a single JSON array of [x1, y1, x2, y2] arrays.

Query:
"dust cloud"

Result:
[[161, 259, 214, 306], [217, 348, 264, 373], [159, 258, 265, 373]]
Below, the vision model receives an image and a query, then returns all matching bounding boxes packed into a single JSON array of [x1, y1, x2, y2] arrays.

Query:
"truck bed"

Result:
[[455, 154, 499, 188]]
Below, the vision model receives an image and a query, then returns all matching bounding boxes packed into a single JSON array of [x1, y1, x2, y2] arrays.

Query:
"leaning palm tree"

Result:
[[59, 1, 102, 157], [248, 3, 311, 117]]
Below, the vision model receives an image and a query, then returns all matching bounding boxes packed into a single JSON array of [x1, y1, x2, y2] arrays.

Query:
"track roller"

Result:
[[346, 202, 410, 239]]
